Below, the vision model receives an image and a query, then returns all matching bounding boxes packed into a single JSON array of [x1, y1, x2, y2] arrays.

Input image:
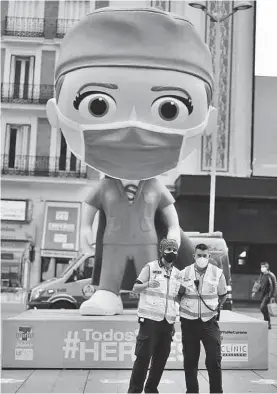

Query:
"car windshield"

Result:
[[58, 255, 84, 278]]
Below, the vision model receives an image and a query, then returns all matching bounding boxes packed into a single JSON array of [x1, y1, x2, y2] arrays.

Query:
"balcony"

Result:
[[56, 18, 79, 38], [1, 83, 54, 105], [1, 155, 87, 179], [4, 17, 45, 37]]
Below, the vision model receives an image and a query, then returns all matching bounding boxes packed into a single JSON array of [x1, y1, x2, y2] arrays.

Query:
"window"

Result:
[[228, 242, 277, 275], [57, 1, 90, 37], [9, 56, 35, 100], [3, 124, 30, 171], [1, 263, 22, 288], [95, 0, 109, 9], [58, 131, 78, 172], [66, 256, 94, 283], [150, 0, 171, 11], [41, 257, 72, 282]]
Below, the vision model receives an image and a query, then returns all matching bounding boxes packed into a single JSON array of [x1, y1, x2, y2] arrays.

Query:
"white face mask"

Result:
[[261, 267, 267, 273], [196, 257, 209, 269]]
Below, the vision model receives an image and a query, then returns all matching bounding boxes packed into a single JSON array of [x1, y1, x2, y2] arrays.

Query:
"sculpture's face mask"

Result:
[[47, 67, 216, 180]]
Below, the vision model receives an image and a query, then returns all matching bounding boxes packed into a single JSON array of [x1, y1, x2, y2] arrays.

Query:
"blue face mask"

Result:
[[83, 126, 182, 180]]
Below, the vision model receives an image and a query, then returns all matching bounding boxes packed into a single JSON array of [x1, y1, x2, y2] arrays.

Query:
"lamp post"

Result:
[[189, 1, 252, 233]]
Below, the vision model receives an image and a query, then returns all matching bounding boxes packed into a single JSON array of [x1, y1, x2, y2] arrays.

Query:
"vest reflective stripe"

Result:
[[138, 260, 180, 324], [144, 289, 175, 302], [184, 294, 218, 300], [179, 306, 214, 318], [138, 308, 165, 319], [180, 263, 222, 322]]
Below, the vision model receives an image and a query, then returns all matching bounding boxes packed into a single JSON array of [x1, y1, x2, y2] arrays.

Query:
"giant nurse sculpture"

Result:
[[46, 7, 215, 315]]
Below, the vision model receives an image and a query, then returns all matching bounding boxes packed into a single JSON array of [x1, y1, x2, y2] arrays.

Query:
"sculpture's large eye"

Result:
[[76, 92, 116, 120], [151, 96, 192, 125]]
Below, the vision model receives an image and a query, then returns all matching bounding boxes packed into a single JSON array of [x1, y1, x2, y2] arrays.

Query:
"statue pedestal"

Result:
[[2, 310, 268, 369]]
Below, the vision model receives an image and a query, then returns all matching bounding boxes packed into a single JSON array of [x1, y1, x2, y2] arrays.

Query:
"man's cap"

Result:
[[55, 7, 214, 94], [160, 239, 179, 254]]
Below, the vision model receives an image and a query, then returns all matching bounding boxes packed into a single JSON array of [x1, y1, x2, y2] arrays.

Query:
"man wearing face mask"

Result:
[[128, 239, 181, 393], [251, 262, 276, 329], [179, 243, 227, 394]]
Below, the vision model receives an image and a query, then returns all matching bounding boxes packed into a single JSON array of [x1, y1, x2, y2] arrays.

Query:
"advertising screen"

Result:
[[41, 201, 81, 258]]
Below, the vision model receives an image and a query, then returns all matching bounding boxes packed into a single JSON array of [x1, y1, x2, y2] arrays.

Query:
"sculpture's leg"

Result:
[[133, 244, 159, 276], [79, 244, 126, 316]]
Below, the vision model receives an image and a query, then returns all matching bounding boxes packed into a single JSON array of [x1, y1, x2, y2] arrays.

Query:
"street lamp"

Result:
[[189, 1, 252, 233]]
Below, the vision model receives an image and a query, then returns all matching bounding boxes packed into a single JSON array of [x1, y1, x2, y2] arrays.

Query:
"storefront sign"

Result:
[[1, 223, 35, 241], [41, 202, 81, 256], [1, 200, 27, 221]]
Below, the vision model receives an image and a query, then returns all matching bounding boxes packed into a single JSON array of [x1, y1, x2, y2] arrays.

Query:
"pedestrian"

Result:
[[127, 239, 181, 393], [179, 243, 227, 394], [251, 262, 276, 329]]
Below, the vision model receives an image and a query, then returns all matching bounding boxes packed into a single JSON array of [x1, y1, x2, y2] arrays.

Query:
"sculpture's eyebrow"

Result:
[[151, 86, 192, 100], [77, 83, 118, 94]]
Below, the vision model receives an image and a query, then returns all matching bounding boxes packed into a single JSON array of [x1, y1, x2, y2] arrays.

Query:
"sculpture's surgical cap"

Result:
[[55, 7, 214, 94]]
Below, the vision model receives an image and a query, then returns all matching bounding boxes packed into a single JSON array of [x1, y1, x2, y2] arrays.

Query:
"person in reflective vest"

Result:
[[128, 239, 181, 393], [179, 243, 227, 394]]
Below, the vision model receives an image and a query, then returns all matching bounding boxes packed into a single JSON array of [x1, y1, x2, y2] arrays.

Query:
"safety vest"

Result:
[[179, 263, 222, 322], [138, 260, 181, 324]]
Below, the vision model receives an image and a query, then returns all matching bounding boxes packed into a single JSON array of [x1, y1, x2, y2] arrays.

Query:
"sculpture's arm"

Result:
[[81, 203, 98, 249], [160, 204, 181, 247]]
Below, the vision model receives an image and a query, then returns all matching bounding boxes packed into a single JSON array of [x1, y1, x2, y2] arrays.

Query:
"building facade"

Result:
[[171, 1, 277, 300], [0, 0, 186, 290], [1, 0, 276, 300]]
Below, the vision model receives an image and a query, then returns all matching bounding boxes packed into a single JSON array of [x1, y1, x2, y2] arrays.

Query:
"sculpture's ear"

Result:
[[46, 98, 59, 128], [204, 106, 218, 136]]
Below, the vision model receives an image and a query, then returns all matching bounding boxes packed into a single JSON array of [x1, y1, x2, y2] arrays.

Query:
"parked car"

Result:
[[27, 232, 232, 310]]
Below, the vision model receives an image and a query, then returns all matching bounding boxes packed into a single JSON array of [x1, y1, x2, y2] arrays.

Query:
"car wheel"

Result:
[[51, 301, 76, 309]]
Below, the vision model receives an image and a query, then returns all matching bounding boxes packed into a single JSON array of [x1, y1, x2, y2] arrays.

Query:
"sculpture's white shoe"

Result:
[[79, 290, 123, 316]]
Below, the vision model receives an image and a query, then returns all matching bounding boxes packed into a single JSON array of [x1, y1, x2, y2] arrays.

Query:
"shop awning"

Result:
[[175, 175, 277, 200]]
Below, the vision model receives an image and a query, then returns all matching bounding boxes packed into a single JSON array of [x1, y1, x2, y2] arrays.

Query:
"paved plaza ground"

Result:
[[1, 304, 277, 393]]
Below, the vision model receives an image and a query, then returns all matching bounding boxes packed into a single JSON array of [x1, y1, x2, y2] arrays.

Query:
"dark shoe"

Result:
[[268, 322, 271, 329]]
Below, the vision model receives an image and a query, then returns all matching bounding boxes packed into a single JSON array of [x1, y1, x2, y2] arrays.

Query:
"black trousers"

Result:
[[181, 317, 223, 394], [128, 318, 174, 393], [260, 296, 271, 323]]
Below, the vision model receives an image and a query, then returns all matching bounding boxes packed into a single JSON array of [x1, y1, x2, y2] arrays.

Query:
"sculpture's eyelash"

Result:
[[170, 95, 193, 115], [73, 91, 99, 110]]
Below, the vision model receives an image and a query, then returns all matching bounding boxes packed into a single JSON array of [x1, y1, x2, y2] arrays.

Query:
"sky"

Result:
[[255, 0, 277, 77]]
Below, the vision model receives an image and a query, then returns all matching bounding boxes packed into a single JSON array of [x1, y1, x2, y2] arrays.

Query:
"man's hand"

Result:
[[148, 280, 160, 289], [251, 292, 256, 299]]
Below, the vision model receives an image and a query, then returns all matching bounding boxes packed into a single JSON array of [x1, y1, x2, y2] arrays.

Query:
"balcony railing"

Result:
[[56, 18, 79, 38], [1, 155, 87, 179], [5, 17, 45, 37], [1, 83, 54, 105]]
